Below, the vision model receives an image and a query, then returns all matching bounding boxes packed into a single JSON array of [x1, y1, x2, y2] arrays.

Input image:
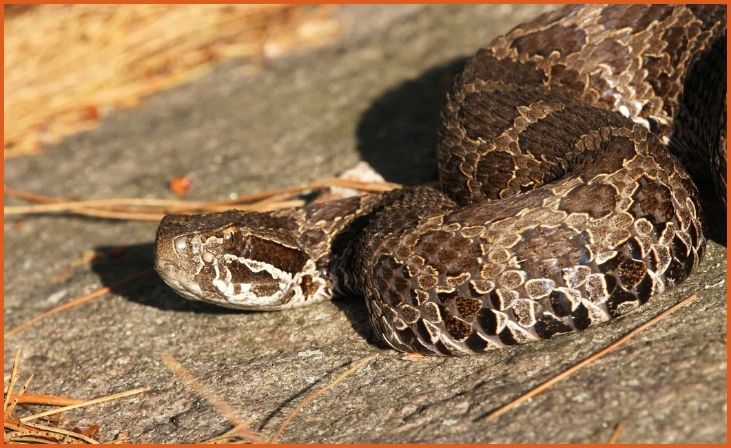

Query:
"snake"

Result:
[[154, 5, 727, 356]]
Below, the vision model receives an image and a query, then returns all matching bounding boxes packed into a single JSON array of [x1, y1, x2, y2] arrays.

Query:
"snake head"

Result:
[[155, 211, 328, 310]]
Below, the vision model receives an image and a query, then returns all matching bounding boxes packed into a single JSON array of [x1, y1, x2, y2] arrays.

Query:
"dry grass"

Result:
[[607, 420, 625, 443], [4, 4, 343, 158], [4, 349, 148, 443], [5, 178, 398, 221]]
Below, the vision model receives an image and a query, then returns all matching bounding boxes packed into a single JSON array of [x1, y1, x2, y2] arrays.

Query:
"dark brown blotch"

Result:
[[534, 313, 574, 339], [455, 296, 482, 319], [477, 308, 501, 335], [571, 303, 592, 330], [511, 224, 592, 269], [606, 288, 640, 317], [549, 64, 587, 94], [194, 265, 226, 299], [498, 326, 519, 346], [443, 313, 473, 342], [459, 93, 518, 143], [687, 220, 700, 249], [511, 24, 587, 58], [476, 151, 517, 199], [252, 283, 280, 297], [599, 4, 673, 33], [231, 235, 307, 275], [490, 288, 516, 311], [587, 38, 631, 73], [228, 260, 278, 288], [301, 275, 319, 298], [630, 176, 676, 227], [625, 236, 644, 260], [577, 135, 637, 179], [559, 183, 617, 218], [618, 258, 647, 289], [664, 258, 684, 285], [422, 302, 442, 323], [670, 234, 690, 259], [459, 49, 546, 86], [399, 304, 421, 324], [464, 333, 491, 352], [634, 274, 655, 303], [549, 289, 576, 317]]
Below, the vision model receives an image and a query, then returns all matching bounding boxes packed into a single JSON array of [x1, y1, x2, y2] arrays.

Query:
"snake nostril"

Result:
[[155, 260, 178, 277]]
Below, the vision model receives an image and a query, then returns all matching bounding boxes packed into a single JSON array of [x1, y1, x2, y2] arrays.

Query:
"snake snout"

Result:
[[154, 214, 199, 292]]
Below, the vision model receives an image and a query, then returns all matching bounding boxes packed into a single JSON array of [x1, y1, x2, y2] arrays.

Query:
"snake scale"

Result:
[[155, 5, 727, 355]]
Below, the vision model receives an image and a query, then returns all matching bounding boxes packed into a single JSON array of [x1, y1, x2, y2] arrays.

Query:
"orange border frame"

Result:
[[1, 2, 728, 447]]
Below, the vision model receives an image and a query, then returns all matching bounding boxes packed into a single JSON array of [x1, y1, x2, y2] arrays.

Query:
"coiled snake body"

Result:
[[155, 5, 727, 355]]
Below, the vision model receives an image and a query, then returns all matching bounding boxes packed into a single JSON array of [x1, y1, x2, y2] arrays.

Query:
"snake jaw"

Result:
[[155, 259, 207, 303]]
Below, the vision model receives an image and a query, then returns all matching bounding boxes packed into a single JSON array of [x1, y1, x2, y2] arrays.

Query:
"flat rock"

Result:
[[4, 5, 726, 443]]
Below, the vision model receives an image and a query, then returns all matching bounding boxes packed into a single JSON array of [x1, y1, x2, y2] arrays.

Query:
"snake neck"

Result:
[[324, 187, 458, 297]]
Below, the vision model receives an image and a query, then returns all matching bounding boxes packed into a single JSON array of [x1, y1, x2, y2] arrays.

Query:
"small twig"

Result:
[[4, 185, 62, 204], [204, 177, 399, 206], [483, 294, 703, 422], [607, 420, 625, 443], [10, 374, 36, 417], [2, 199, 305, 221], [202, 422, 260, 444], [4, 188, 203, 208], [14, 420, 100, 444], [5, 268, 154, 338], [3, 196, 307, 214], [20, 387, 150, 423], [4, 206, 167, 221], [187, 199, 305, 213], [4, 178, 399, 221], [161, 353, 266, 443], [12, 392, 84, 406], [2, 349, 125, 444], [270, 353, 378, 443], [4, 349, 22, 410], [308, 177, 399, 193]]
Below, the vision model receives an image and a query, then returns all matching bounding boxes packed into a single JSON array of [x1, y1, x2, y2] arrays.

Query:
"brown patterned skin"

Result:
[[155, 5, 727, 355]]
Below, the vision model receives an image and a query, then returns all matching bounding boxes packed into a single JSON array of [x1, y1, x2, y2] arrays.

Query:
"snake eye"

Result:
[[175, 238, 188, 251]]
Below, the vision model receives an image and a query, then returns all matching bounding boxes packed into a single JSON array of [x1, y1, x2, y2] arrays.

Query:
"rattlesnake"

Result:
[[154, 5, 727, 355]]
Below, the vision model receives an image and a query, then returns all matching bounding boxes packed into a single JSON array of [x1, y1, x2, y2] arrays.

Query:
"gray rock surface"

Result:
[[4, 5, 726, 443]]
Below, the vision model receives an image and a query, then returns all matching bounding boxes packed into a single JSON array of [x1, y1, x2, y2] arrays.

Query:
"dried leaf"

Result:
[[168, 175, 193, 197], [72, 424, 100, 438]]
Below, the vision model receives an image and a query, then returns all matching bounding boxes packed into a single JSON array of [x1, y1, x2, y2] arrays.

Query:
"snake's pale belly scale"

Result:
[[155, 5, 726, 355]]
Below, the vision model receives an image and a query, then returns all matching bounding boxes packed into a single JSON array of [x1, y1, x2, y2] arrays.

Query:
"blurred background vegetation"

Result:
[[4, 4, 343, 159]]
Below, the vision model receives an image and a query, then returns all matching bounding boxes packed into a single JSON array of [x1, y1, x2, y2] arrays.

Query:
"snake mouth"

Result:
[[154, 259, 179, 282], [154, 259, 209, 302]]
